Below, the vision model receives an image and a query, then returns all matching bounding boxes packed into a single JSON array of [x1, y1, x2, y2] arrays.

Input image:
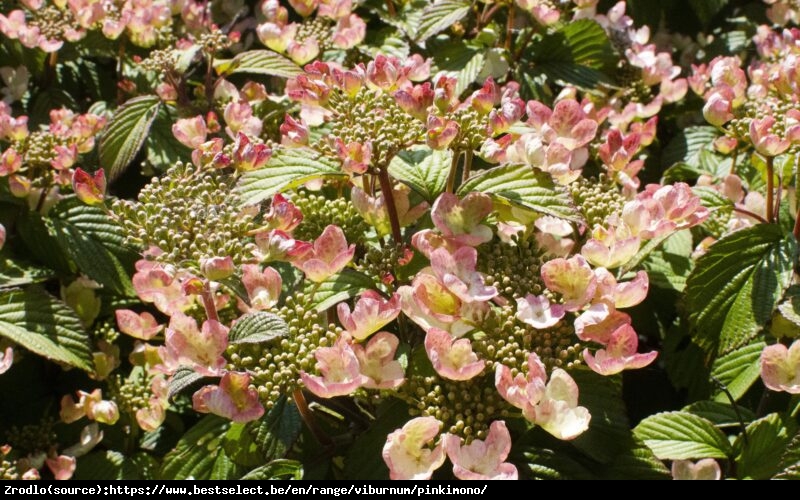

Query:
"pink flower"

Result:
[[397, 277, 477, 337], [622, 183, 709, 239], [353, 331, 405, 389], [256, 22, 297, 53], [394, 83, 434, 120], [581, 225, 640, 269], [433, 75, 459, 113], [288, 0, 318, 16], [131, 261, 194, 316], [157, 313, 228, 376], [495, 353, 590, 440], [444, 420, 518, 480], [0, 346, 12, 374], [223, 100, 262, 138], [241, 264, 282, 311], [72, 168, 106, 206], [337, 290, 400, 341], [382, 416, 446, 480], [540, 255, 597, 312], [760, 340, 800, 394], [46, 455, 76, 480], [516, 294, 565, 329], [231, 132, 271, 172], [172, 115, 208, 149], [583, 323, 658, 376], [115, 309, 162, 340], [332, 14, 365, 49], [351, 185, 428, 237], [430, 247, 497, 303], [334, 139, 372, 175], [366, 54, 400, 91], [60, 389, 119, 425], [671, 459, 722, 480], [750, 116, 791, 157], [200, 256, 235, 281], [424, 327, 485, 381], [289, 225, 355, 282], [703, 89, 734, 126], [431, 192, 493, 247], [593, 269, 649, 309], [261, 193, 303, 232], [574, 302, 631, 344], [287, 38, 320, 65], [280, 114, 309, 147], [542, 99, 598, 151], [426, 116, 460, 150], [0, 148, 21, 176], [300, 335, 365, 397], [192, 372, 265, 423]]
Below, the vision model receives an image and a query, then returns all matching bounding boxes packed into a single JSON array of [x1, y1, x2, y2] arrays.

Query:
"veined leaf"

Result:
[[167, 366, 216, 401], [0, 286, 92, 370], [306, 269, 376, 312], [458, 165, 581, 222], [736, 413, 796, 480], [160, 415, 230, 479], [710, 341, 766, 402], [249, 395, 302, 462], [682, 401, 754, 429], [774, 432, 800, 479], [0, 257, 54, 288], [634, 411, 733, 460], [214, 50, 302, 78], [686, 225, 796, 354], [414, 0, 471, 42], [99, 95, 161, 181], [228, 312, 289, 345], [429, 38, 486, 95], [241, 460, 303, 480], [388, 147, 450, 202], [235, 148, 348, 206], [50, 197, 135, 296]]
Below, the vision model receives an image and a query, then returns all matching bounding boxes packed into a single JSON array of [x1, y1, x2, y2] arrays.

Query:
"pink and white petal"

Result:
[[534, 399, 591, 440], [382, 417, 446, 480], [0, 346, 12, 374], [46, 455, 76, 480], [614, 271, 649, 308], [671, 459, 721, 480]]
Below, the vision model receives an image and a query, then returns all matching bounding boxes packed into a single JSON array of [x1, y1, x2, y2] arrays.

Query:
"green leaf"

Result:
[[603, 438, 672, 480], [642, 246, 692, 292], [361, 27, 410, 59], [736, 413, 796, 479], [229, 311, 289, 345], [0, 286, 92, 370], [343, 399, 410, 479], [235, 148, 348, 206], [414, 0, 471, 41], [50, 197, 135, 296], [160, 415, 230, 479], [17, 210, 73, 274], [634, 411, 733, 460], [710, 341, 767, 402], [429, 38, 486, 94], [307, 269, 376, 312], [683, 401, 755, 429], [686, 225, 796, 354], [458, 165, 581, 222], [144, 104, 191, 171], [209, 449, 246, 480], [99, 95, 161, 181], [388, 147, 450, 202], [0, 256, 54, 288], [214, 50, 302, 78], [73, 451, 140, 479], [224, 423, 264, 468], [167, 366, 215, 400], [774, 432, 800, 479], [249, 395, 303, 462], [571, 371, 629, 464], [241, 460, 303, 480], [661, 126, 719, 169], [518, 447, 596, 480]]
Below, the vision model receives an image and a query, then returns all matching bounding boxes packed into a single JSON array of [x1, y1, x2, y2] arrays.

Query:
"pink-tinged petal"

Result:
[[131, 264, 193, 316], [760, 340, 800, 394], [583, 324, 657, 376], [86, 399, 120, 425], [614, 271, 649, 308], [382, 416, 446, 480], [444, 420, 518, 480], [241, 264, 282, 311], [671, 459, 722, 480], [0, 346, 12, 374], [431, 192, 493, 246], [397, 284, 474, 337], [534, 369, 590, 440], [526, 100, 552, 130], [193, 372, 265, 423], [301, 336, 365, 397], [574, 303, 631, 344], [60, 394, 87, 423], [115, 309, 162, 340], [136, 401, 166, 432], [354, 331, 405, 389], [46, 455, 76, 480], [581, 225, 641, 269], [431, 247, 497, 303], [540, 255, 597, 311], [515, 294, 565, 329], [337, 290, 400, 341], [157, 313, 228, 376], [425, 328, 485, 381], [750, 116, 791, 157], [172, 115, 208, 149], [292, 225, 355, 282], [62, 423, 104, 458], [0, 148, 22, 176], [72, 168, 106, 205]]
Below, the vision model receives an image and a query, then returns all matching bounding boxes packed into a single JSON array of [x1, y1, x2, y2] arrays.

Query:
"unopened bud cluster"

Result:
[[479, 236, 546, 300], [291, 190, 369, 244], [112, 162, 257, 269], [569, 176, 627, 227], [110, 369, 154, 417], [5, 419, 57, 457]]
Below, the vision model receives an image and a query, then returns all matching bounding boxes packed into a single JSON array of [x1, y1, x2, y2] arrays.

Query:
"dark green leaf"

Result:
[[343, 399, 410, 479], [209, 449, 246, 479], [0, 286, 92, 370], [571, 370, 629, 463], [429, 38, 485, 94], [224, 423, 264, 468], [661, 126, 719, 169], [241, 460, 303, 480], [160, 415, 230, 479], [774, 432, 800, 479], [168, 366, 215, 401], [458, 165, 581, 222], [249, 395, 302, 462], [229, 312, 289, 345], [688, 0, 728, 27], [634, 411, 733, 460], [73, 451, 140, 480], [99, 95, 161, 181], [686, 225, 796, 354], [144, 104, 191, 171], [518, 447, 596, 480], [0, 256, 54, 288], [388, 147, 450, 202], [682, 401, 755, 429], [235, 148, 348, 206], [414, 0, 471, 41]]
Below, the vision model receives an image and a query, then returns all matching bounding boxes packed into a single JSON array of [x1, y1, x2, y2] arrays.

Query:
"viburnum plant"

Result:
[[0, 0, 798, 481]]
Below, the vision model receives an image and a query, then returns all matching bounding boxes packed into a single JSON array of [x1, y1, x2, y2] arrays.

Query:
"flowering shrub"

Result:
[[0, 0, 798, 481]]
